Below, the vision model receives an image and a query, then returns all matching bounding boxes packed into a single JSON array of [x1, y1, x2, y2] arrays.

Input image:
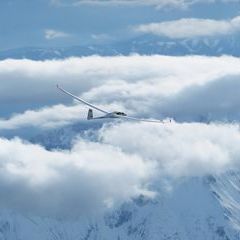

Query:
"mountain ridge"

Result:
[[1, 34, 240, 60]]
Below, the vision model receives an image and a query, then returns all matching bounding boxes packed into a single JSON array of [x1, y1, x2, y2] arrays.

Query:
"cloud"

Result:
[[157, 75, 240, 122], [51, 0, 239, 9], [1, 121, 240, 217], [135, 16, 240, 39], [44, 29, 70, 40], [91, 33, 113, 43], [0, 104, 86, 130], [1, 55, 240, 130], [51, 0, 193, 9], [2, 56, 240, 217], [0, 103, 125, 130], [100, 121, 240, 178], [0, 57, 110, 104], [71, 0, 195, 9], [0, 136, 153, 217]]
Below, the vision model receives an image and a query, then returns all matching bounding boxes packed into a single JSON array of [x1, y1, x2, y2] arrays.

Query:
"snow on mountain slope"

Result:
[[102, 177, 236, 240], [1, 34, 240, 60], [0, 176, 237, 240], [210, 172, 240, 232]]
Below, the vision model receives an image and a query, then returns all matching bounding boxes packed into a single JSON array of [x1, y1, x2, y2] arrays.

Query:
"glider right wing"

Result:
[[120, 115, 165, 123]]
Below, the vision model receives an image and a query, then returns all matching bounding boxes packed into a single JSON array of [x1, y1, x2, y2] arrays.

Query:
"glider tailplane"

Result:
[[87, 109, 93, 120]]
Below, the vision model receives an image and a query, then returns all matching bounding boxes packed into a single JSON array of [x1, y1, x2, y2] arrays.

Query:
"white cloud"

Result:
[[2, 56, 240, 217], [135, 16, 240, 38], [0, 104, 85, 129], [71, 0, 194, 9], [156, 74, 240, 122], [1, 56, 240, 130], [100, 122, 240, 178], [0, 103, 125, 130], [91, 33, 113, 43], [51, 0, 191, 8], [0, 136, 153, 217], [1, 121, 240, 217], [45, 29, 70, 40]]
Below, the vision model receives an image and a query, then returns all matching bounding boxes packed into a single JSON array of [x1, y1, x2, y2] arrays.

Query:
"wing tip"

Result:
[[56, 84, 63, 91]]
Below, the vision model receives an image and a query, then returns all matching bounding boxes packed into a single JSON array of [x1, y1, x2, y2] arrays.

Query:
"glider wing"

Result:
[[57, 85, 109, 114]]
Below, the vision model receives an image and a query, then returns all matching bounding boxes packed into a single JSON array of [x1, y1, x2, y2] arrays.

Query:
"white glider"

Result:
[[57, 85, 166, 123]]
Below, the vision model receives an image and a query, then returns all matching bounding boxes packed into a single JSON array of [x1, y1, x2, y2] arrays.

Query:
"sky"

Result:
[[0, 0, 240, 50]]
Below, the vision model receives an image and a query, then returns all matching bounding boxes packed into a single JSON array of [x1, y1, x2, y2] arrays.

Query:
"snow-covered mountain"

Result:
[[1, 34, 240, 60], [0, 173, 239, 240]]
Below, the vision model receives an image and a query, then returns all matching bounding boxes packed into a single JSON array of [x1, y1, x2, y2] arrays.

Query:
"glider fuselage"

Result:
[[92, 111, 127, 120]]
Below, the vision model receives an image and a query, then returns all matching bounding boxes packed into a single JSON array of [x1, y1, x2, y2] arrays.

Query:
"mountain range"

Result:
[[1, 34, 240, 60]]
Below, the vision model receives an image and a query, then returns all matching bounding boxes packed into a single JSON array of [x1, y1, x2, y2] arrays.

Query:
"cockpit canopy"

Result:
[[114, 112, 127, 116]]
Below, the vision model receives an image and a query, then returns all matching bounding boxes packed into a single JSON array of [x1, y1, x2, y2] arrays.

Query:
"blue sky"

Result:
[[0, 0, 239, 50]]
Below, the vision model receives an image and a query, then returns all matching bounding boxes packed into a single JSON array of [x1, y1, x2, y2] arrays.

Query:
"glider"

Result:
[[57, 85, 166, 123]]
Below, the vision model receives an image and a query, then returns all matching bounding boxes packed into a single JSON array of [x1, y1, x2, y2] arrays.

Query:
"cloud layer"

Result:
[[1, 55, 240, 130], [100, 122, 240, 178], [1, 121, 240, 217], [1, 55, 240, 217], [135, 16, 240, 39]]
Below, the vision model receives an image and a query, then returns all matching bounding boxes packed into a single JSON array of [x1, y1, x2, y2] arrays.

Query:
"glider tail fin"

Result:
[[87, 109, 93, 120]]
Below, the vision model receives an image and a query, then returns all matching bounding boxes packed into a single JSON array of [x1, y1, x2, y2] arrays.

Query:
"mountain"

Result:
[[1, 34, 240, 60], [0, 173, 239, 240]]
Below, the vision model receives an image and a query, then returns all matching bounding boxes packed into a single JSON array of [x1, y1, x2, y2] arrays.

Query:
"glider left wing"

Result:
[[57, 85, 109, 114]]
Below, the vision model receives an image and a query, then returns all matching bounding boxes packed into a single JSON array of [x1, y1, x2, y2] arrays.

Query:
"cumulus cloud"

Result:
[[157, 75, 240, 122], [0, 103, 126, 130], [1, 55, 240, 130], [0, 136, 153, 217], [100, 122, 240, 178], [135, 16, 240, 39], [0, 57, 110, 104], [45, 29, 70, 40], [2, 55, 240, 217], [1, 121, 240, 217], [0, 104, 85, 130]]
